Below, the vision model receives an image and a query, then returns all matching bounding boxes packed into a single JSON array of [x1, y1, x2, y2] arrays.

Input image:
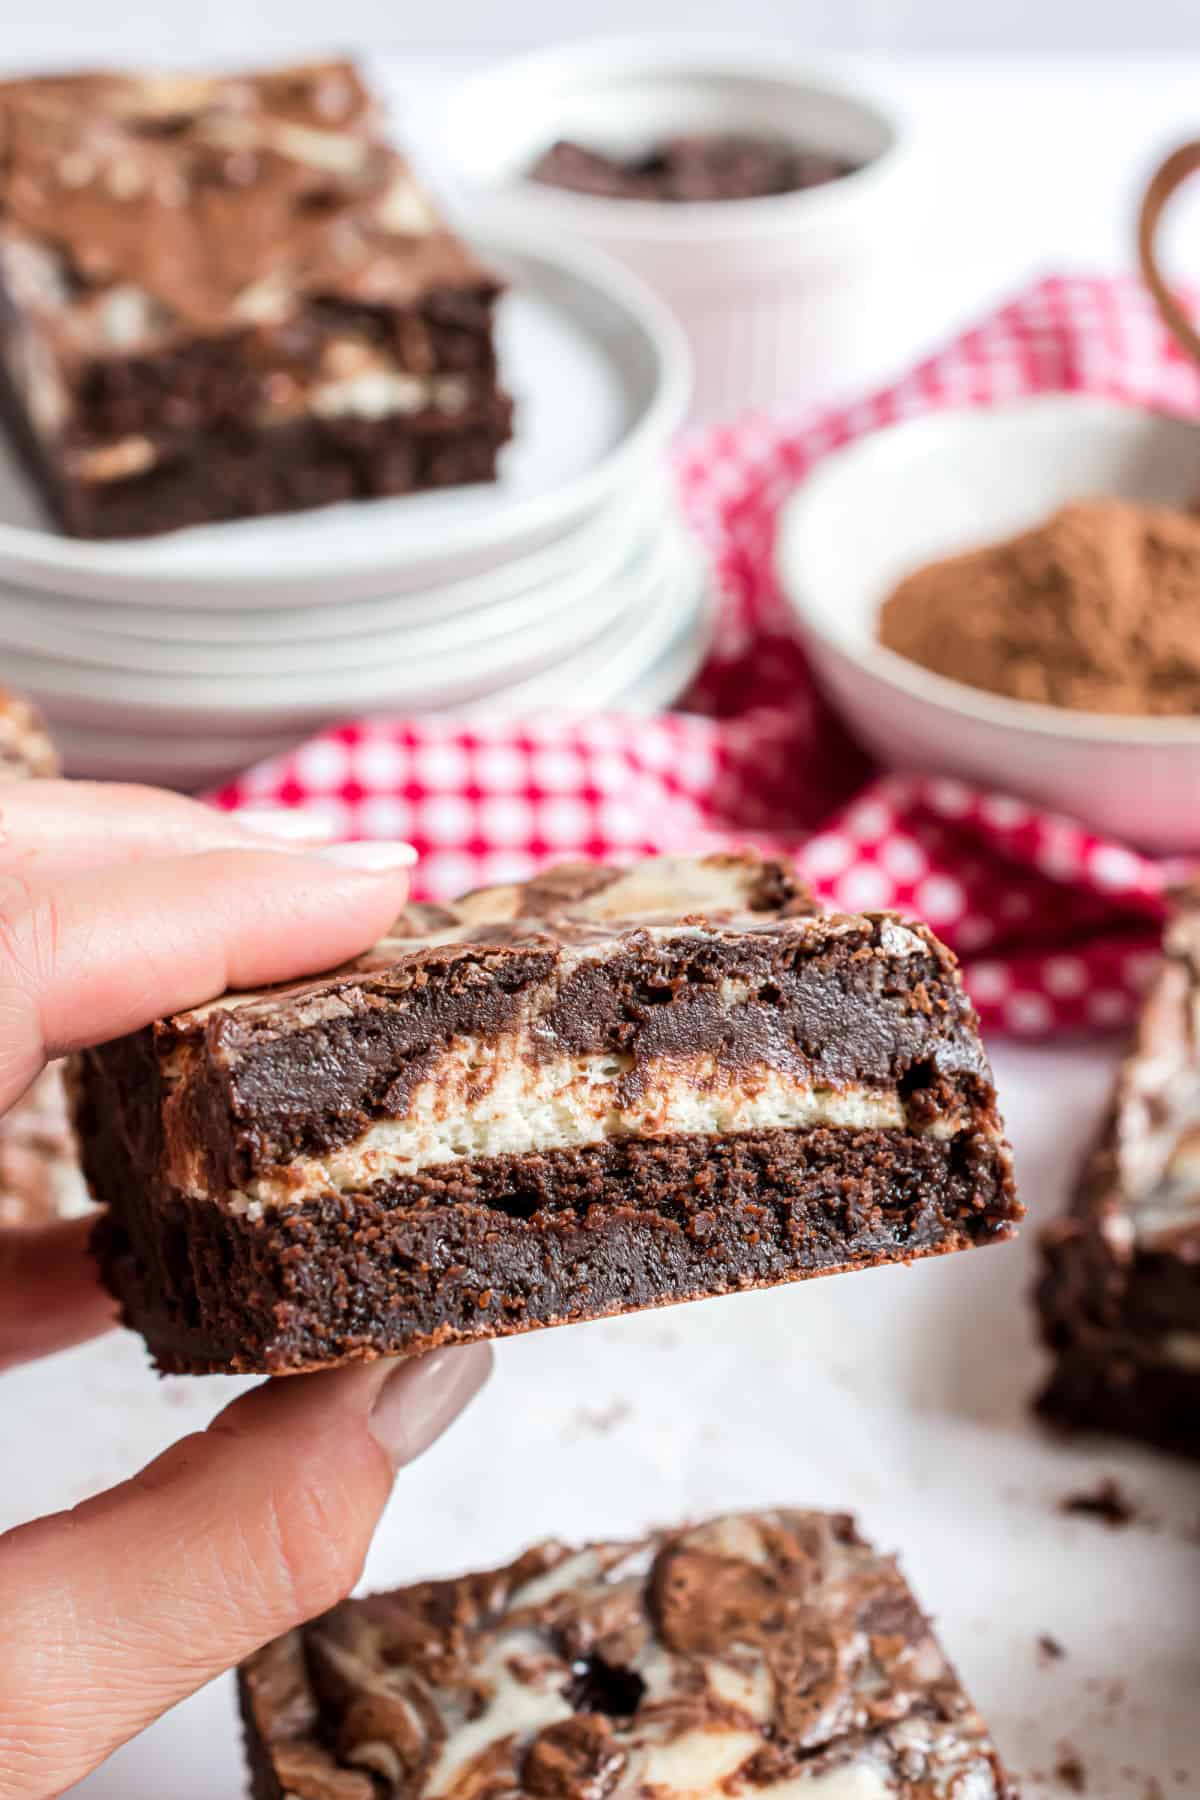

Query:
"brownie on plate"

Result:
[[238, 1507, 1017, 1800], [0, 60, 512, 537], [75, 852, 1019, 1374], [1037, 900, 1200, 1457]]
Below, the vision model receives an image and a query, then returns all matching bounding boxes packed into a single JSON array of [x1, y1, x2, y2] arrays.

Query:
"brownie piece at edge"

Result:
[[0, 60, 513, 538], [1035, 901, 1200, 1459], [0, 690, 92, 1226], [76, 851, 1019, 1375], [238, 1509, 1018, 1800]]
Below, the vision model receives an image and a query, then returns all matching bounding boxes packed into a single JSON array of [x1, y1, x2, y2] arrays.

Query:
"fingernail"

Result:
[[369, 1344, 492, 1469], [317, 840, 418, 871], [233, 806, 334, 843]]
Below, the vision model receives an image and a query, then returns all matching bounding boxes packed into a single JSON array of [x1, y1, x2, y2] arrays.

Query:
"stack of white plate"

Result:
[[0, 236, 707, 790]]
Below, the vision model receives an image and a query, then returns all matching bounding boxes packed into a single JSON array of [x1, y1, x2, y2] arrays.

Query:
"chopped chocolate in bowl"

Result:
[[530, 133, 859, 203]]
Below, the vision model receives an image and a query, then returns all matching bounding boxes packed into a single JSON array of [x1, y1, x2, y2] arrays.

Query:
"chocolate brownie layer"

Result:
[[1036, 900, 1200, 1458], [0, 61, 512, 536], [238, 1508, 1017, 1800], [92, 1124, 1007, 1374], [75, 853, 1019, 1374]]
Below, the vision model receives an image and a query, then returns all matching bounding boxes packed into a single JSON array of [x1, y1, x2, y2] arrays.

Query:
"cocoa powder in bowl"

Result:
[[877, 498, 1200, 715]]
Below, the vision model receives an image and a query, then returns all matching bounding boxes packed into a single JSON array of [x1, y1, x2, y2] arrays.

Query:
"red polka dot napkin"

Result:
[[213, 275, 1200, 1038]]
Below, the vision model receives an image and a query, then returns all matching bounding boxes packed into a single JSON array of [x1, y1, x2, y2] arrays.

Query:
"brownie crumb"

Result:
[[1059, 1477, 1136, 1528], [573, 1400, 632, 1435], [1054, 1746, 1087, 1792], [1037, 1632, 1066, 1663]]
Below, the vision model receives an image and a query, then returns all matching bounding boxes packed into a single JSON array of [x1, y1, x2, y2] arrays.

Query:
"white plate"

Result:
[[51, 529, 711, 785], [3, 518, 688, 722], [776, 395, 1200, 852], [0, 493, 679, 677], [0, 235, 689, 607], [6, 479, 668, 648], [467, 526, 709, 716]]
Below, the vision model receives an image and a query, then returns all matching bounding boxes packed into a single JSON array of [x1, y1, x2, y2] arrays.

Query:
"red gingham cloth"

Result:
[[213, 275, 1200, 1038]]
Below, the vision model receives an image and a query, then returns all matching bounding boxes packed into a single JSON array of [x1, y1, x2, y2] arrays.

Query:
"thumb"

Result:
[[0, 1344, 491, 1797]]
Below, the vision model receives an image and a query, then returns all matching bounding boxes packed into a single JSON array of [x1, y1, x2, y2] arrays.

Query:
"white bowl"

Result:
[[775, 395, 1200, 854], [434, 36, 922, 423]]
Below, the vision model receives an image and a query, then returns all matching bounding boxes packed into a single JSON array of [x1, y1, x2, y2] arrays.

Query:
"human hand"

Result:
[[0, 783, 492, 1796]]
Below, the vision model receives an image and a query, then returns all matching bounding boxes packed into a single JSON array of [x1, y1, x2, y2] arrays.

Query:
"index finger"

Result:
[[0, 845, 413, 1114], [0, 781, 332, 878]]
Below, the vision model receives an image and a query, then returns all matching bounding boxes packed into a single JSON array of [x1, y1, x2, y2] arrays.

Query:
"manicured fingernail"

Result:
[[233, 806, 334, 843], [318, 840, 418, 871], [369, 1344, 492, 1469]]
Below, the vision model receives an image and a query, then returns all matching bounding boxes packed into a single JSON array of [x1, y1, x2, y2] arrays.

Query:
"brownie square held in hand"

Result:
[[76, 852, 1020, 1374]]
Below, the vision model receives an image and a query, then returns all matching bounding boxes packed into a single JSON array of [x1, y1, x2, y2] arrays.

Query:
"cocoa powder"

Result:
[[877, 499, 1200, 715]]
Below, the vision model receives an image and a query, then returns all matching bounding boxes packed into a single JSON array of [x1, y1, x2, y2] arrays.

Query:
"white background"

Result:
[[1, 0, 1199, 63]]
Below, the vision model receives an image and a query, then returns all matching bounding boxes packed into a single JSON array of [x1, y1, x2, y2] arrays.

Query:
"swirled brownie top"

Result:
[[239, 1509, 1016, 1800], [0, 59, 491, 347], [114, 852, 1002, 1215]]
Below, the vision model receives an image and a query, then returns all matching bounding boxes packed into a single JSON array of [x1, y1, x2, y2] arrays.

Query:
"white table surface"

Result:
[[3, 51, 1200, 1800], [6, 1040, 1199, 1799]]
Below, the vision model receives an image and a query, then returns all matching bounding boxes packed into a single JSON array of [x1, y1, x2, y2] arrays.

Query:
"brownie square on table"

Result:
[[0, 60, 512, 537], [238, 1507, 1018, 1800], [1036, 900, 1200, 1458], [75, 851, 1019, 1374]]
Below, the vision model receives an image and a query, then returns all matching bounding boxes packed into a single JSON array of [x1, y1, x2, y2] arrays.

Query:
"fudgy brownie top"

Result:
[[0, 683, 58, 777], [240, 1509, 1014, 1800], [0, 59, 493, 350], [98, 853, 1000, 1210]]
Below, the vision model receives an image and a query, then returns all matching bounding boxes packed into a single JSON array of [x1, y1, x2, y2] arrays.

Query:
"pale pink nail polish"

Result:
[[318, 841, 418, 871], [233, 806, 334, 843], [369, 1345, 492, 1469]]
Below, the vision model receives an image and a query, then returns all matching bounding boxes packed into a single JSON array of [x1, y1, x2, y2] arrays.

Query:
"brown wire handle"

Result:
[[1139, 140, 1200, 369]]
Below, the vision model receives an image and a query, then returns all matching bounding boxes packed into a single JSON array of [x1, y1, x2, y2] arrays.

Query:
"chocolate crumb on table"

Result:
[[238, 1508, 1019, 1800], [0, 60, 513, 538], [1054, 1747, 1087, 1793], [1036, 1633, 1066, 1664], [1036, 896, 1200, 1459], [531, 132, 857, 202], [1057, 1479, 1137, 1530], [73, 851, 1020, 1376]]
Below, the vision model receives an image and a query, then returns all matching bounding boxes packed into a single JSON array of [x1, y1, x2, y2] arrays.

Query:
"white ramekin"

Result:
[[433, 36, 923, 423]]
